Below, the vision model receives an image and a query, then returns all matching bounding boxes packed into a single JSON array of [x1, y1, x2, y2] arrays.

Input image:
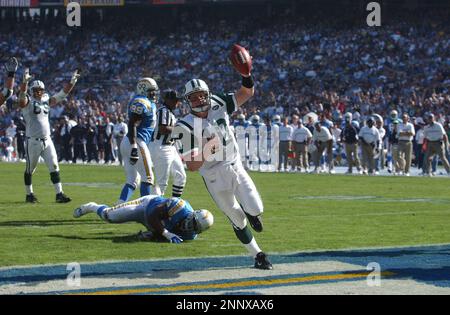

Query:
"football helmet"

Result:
[[390, 110, 398, 121], [250, 115, 260, 124], [29, 80, 45, 92], [237, 114, 246, 123], [184, 79, 211, 115], [181, 209, 214, 234], [136, 77, 159, 101], [272, 115, 281, 124], [344, 112, 352, 121]]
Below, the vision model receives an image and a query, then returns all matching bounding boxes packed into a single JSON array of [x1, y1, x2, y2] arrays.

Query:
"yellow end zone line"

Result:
[[72, 271, 396, 295]]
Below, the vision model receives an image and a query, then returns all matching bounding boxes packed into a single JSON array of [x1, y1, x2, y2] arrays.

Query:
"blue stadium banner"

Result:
[[63, 0, 124, 6], [0, 0, 40, 7]]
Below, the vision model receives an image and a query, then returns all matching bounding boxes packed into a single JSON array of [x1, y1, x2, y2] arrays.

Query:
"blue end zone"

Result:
[[1, 244, 450, 293]]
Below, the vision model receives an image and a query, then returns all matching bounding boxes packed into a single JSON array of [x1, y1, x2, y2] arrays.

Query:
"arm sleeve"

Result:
[[211, 93, 238, 115]]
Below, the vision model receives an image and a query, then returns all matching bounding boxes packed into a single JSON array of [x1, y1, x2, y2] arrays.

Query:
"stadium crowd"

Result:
[[1, 7, 449, 174]]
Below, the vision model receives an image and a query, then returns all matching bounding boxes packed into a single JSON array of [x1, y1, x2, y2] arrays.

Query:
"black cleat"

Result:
[[25, 194, 38, 203], [254, 252, 273, 270], [56, 193, 72, 203], [245, 213, 263, 232]]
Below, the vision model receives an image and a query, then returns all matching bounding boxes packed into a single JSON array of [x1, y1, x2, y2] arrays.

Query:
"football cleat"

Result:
[[56, 193, 71, 203], [73, 202, 98, 218], [25, 194, 38, 203], [245, 213, 263, 233], [254, 252, 273, 270]]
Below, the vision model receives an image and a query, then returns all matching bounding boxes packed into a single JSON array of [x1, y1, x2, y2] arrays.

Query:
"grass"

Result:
[[0, 162, 449, 267]]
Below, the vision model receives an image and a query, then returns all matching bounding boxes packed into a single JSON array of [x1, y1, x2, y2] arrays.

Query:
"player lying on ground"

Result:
[[18, 68, 80, 203], [0, 57, 18, 108], [73, 195, 214, 243]]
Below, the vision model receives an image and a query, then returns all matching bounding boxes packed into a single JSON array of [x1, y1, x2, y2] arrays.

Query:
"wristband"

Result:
[[242, 75, 254, 89], [131, 143, 138, 149], [162, 229, 170, 238], [53, 89, 68, 103], [7, 72, 15, 78]]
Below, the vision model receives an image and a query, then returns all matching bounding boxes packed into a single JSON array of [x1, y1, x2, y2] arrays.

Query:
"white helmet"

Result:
[[136, 77, 159, 101], [272, 114, 281, 123], [390, 110, 398, 120], [29, 80, 45, 92], [237, 114, 245, 121], [250, 115, 260, 124], [184, 79, 211, 114], [193, 209, 214, 233]]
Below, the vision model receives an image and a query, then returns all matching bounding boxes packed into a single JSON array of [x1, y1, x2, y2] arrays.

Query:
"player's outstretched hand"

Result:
[[163, 230, 183, 244], [23, 68, 32, 84], [70, 69, 81, 85], [130, 148, 139, 165], [5, 57, 18, 73]]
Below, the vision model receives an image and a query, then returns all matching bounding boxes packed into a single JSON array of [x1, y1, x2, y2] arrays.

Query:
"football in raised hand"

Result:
[[229, 44, 252, 77]]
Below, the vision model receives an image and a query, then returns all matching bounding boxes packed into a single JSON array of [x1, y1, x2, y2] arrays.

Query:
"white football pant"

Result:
[[25, 137, 59, 174], [120, 137, 154, 187], [201, 161, 263, 230], [149, 143, 186, 196]]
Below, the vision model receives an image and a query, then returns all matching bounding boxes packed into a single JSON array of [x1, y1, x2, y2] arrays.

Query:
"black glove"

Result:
[[130, 147, 139, 165]]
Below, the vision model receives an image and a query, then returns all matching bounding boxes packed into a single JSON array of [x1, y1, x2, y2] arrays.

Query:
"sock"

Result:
[[119, 183, 135, 203], [54, 183, 63, 194], [244, 238, 262, 257], [233, 225, 253, 244], [96, 206, 109, 220], [26, 185, 33, 195], [140, 182, 151, 197], [172, 185, 184, 198]]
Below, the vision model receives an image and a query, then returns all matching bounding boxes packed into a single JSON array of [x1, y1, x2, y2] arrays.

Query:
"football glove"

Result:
[[70, 69, 81, 85], [162, 230, 183, 244], [5, 57, 18, 74], [23, 68, 32, 84], [130, 147, 139, 165]]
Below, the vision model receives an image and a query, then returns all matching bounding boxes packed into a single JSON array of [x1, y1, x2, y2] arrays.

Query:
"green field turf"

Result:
[[0, 162, 449, 267]]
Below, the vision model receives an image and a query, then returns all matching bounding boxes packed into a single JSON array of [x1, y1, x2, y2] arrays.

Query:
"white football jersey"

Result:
[[172, 93, 239, 172], [22, 93, 51, 138]]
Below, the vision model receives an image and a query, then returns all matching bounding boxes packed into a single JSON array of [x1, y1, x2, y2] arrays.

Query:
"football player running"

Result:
[[172, 46, 273, 270], [73, 195, 213, 243], [118, 78, 157, 204], [149, 89, 186, 198], [0, 57, 18, 108], [18, 68, 80, 203]]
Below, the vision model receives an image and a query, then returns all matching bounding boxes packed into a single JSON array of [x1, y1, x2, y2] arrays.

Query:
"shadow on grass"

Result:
[[0, 220, 102, 227], [47, 233, 167, 243]]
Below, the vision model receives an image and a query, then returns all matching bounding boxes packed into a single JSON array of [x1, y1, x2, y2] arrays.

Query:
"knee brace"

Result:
[[50, 171, 61, 184]]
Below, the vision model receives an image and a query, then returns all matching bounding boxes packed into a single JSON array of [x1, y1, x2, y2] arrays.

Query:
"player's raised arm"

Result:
[[1, 57, 18, 105], [229, 44, 255, 107], [147, 203, 183, 244], [18, 68, 33, 108], [49, 69, 81, 107]]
